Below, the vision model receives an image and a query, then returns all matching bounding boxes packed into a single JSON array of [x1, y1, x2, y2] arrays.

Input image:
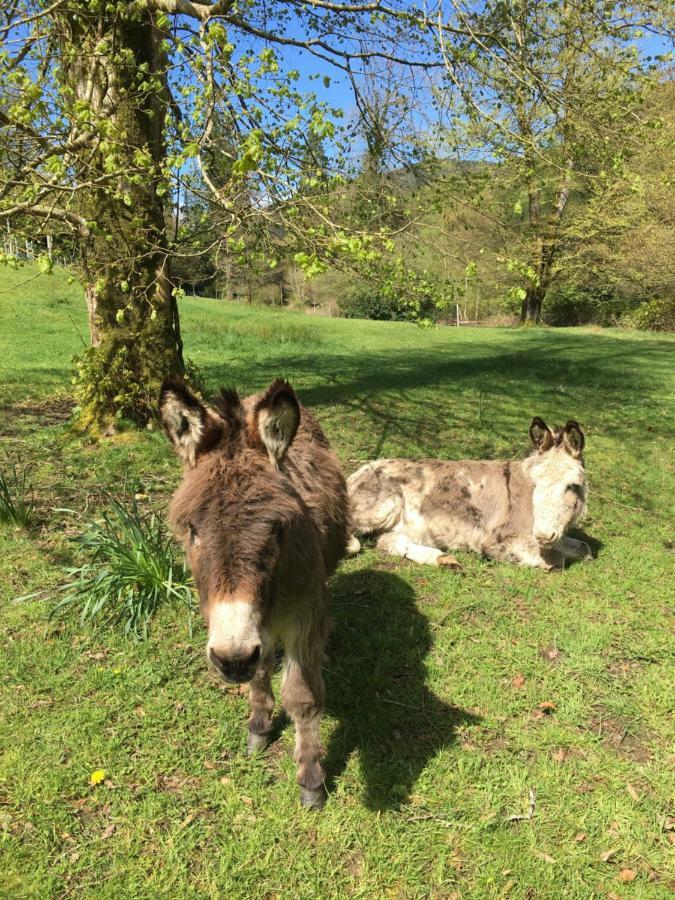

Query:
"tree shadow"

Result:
[[323, 568, 480, 811], [199, 330, 675, 458]]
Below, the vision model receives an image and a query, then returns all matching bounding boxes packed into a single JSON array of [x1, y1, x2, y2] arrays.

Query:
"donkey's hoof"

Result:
[[300, 786, 326, 810], [438, 554, 462, 570], [346, 535, 361, 556], [247, 732, 269, 755]]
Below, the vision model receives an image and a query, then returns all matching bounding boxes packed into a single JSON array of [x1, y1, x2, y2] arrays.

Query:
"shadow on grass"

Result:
[[200, 332, 675, 457], [324, 568, 479, 811]]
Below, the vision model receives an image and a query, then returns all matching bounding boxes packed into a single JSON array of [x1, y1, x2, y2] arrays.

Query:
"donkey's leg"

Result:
[[281, 632, 327, 809], [376, 532, 461, 568], [559, 536, 593, 560], [247, 650, 275, 754]]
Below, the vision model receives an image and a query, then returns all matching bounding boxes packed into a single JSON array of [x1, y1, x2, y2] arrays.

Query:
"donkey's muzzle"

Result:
[[209, 645, 261, 683]]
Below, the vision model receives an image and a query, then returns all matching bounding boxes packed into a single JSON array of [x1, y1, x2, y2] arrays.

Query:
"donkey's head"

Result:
[[160, 376, 314, 682], [527, 417, 587, 548]]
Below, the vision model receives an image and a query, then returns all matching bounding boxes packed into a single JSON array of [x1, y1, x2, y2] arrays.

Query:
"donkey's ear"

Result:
[[563, 420, 584, 458], [159, 376, 221, 467], [529, 417, 553, 451], [254, 379, 300, 466]]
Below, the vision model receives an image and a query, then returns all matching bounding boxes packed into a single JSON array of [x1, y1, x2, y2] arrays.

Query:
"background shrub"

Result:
[[627, 297, 675, 332], [339, 285, 409, 321], [543, 286, 637, 327]]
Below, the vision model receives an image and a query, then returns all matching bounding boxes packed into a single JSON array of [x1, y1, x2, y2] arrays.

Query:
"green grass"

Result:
[[1, 264, 674, 898]]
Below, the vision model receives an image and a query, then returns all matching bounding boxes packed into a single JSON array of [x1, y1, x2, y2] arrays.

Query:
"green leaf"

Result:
[[38, 255, 53, 276]]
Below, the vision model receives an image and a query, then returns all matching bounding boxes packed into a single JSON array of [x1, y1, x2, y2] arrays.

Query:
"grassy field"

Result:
[[1, 265, 673, 898]]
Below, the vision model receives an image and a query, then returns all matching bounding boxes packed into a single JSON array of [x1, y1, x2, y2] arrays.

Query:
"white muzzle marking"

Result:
[[206, 599, 262, 663]]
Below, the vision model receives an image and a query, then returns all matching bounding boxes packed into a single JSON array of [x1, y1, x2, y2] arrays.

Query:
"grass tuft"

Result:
[[53, 495, 194, 637], [0, 456, 34, 527]]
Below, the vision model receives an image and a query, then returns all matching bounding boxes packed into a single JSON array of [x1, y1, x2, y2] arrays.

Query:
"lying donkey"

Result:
[[348, 418, 591, 570], [160, 376, 349, 808]]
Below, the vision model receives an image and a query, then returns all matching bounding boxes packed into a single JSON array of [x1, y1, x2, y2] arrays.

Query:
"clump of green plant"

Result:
[[0, 458, 34, 527], [53, 496, 194, 637]]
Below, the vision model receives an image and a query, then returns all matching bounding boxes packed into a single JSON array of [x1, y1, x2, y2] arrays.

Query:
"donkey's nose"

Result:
[[209, 645, 262, 683]]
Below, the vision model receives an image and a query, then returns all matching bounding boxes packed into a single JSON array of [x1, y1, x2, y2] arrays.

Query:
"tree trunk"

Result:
[[520, 286, 544, 323], [520, 158, 573, 326], [62, 8, 184, 431]]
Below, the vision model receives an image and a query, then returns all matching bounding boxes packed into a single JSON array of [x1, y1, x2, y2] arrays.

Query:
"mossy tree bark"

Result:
[[63, 8, 184, 431]]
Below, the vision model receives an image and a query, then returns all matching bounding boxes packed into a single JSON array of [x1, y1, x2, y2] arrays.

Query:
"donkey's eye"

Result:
[[188, 523, 199, 546], [567, 484, 584, 499]]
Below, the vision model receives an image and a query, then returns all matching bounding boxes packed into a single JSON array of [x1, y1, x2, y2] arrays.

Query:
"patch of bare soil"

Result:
[[606, 659, 643, 678], [588, 706, 653, 763], [0, 397, 74, 435], [155, 773, 204, 793], [539, 645, 565, 665]]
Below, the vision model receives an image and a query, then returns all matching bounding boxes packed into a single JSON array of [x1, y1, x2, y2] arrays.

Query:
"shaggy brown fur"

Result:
[[160, 376, 348, 809]]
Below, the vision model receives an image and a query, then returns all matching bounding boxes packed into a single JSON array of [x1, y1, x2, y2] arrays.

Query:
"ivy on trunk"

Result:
[[62, 9, 183, 430]]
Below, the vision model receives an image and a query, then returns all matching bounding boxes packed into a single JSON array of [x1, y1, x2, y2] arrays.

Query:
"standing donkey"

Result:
[[348, 418, 591, 570], [160, 376, 349, 808]]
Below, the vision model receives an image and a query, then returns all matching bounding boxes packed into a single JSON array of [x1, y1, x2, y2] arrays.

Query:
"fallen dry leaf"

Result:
[[512, 674, 526, 689], [536, 851, 556, 864], [600, 848, 620, 863], [552, 748, 568, 763], [101, 823, 116, 839], [575, 832, 587, 843], [575, 782, 594, 794], [220, 776, 231, 785], [626, 783, 640, 802], [538, 701, 556, 714], [178, 812, 196, 830], [27, 698, 53, 709], [618, 868, 636, 883]]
